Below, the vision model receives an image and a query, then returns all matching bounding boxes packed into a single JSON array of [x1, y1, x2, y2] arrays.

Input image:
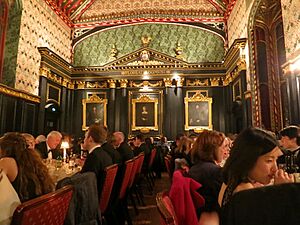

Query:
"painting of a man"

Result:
[[136, 102, 154, 126], [86, 103, 104, 126], [188, 102, 209, 126]]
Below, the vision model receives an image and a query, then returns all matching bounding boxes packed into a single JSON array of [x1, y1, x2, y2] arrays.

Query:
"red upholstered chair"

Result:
[[119, 159, 134, 200], [11, 185, 73, 225], [156, 192, 178, 225], [118, 159, 134, 225], [145, 148, 157, 190], [164, 156, 172, 179], [99, 164, 118, 213]]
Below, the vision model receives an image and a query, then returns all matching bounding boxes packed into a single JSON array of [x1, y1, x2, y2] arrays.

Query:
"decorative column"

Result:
[[107, 80, 116, 129], [176, 78, 184, 135]]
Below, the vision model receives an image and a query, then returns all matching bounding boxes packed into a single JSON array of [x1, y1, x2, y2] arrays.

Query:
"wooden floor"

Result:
[[129, 173, 171, 225]]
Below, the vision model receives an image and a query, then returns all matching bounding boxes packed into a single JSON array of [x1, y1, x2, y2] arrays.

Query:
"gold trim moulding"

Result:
[[38, 47, 72, 74], [0, 84, 41, 103]]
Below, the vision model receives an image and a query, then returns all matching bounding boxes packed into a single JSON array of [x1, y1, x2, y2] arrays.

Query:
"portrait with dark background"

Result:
[[135, 102, 155, 127], [86, 103, 104, 127], [188, 101, 209, 126]]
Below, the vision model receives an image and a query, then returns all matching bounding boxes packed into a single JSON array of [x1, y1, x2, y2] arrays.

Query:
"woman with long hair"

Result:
[[0, 132, 54, 202], [218, 127, 294, 207]]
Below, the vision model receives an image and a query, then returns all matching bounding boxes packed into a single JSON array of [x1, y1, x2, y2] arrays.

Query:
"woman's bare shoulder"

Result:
[[234, 182, 254, 193]]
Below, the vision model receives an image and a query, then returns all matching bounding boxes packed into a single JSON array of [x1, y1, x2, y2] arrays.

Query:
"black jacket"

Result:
[[117, 142, 134, 163], [36, 141, 62, 159], [81, 146, 113, 195]]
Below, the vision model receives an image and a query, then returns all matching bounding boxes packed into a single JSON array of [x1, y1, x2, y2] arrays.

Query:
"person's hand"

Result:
[[274, 169, 294, 184]]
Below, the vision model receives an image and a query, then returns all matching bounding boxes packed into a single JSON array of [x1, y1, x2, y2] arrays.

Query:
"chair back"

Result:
[[119, 159, 134, 199], [164, 156, 172, 178], [148, 148, 157, 169], [99, 164, 118, 213], [11, 185, 73, 225], [136, 153, 145, 174], [128, 156, 140, 189], [156, 192, 178, 225]]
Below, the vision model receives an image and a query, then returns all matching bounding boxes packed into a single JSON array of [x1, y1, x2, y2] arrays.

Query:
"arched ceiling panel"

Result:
[[73, 23, 225, 66]]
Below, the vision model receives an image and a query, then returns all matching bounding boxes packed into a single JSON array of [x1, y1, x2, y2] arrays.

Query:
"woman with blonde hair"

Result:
[[0, 132, 54, 202]]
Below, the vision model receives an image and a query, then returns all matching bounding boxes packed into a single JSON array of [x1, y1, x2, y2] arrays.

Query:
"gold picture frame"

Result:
[[132, 94, 159, 131], [82, 94, 107, 130], [233, 79, 242, 101], [46, 83, 61, 105], [184, 92, 213, 131]]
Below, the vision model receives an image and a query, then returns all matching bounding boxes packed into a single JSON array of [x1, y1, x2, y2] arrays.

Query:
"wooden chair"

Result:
[[11, 185, 73, 225], [156, 191, 178, 225], [99, 164, 118, 213]]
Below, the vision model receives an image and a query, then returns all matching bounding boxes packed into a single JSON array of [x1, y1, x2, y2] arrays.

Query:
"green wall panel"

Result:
[[73, 23, 225, 66]]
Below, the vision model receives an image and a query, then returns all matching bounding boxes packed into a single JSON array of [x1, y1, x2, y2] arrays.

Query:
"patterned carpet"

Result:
[[129, 173, 171, 225]]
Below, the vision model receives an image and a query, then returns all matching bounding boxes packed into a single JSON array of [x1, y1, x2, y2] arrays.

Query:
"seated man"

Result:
[[36, 131, 62, 159], [80, 124, 113, 194]]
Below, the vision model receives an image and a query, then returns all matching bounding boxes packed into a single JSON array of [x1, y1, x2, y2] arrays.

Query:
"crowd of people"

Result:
[[0, 124, 299, 224]]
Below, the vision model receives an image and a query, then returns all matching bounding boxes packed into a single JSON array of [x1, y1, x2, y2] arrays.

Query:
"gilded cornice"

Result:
[[176, 78, 185, 87], [119, 79, 128, 88], [75, 81, 108, 89], [107, 80, 116, 88], [0, 84, 40, 103], [223, 38, 247, 78], [38, 47, 72, 74], [187, 79, 209, 86], [39, 66, 75, 89], [163, 78, 172, 87], [129, 80, 163, 88], [210, 78, 220, 86]]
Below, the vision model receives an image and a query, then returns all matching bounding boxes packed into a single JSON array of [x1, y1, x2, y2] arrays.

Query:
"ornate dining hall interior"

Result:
[[0, 0, 299, 138]]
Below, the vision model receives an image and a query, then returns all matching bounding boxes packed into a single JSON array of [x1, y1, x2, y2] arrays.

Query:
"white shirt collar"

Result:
[[88, 144, 101, 154]]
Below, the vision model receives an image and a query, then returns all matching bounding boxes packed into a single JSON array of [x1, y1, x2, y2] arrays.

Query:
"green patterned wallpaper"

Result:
[[3, 1, 22, 87], [73, 23, 225, 66]]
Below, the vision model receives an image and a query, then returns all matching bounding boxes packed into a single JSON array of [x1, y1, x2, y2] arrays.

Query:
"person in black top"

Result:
[[0, 132, 54, 202], [36, 131, 62, 159], [81, 124, 113, 195], [113, 132, 134, 163], [277, 125, 300, 173]]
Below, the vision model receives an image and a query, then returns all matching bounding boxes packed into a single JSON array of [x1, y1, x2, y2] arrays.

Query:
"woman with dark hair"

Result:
[[188, 130, 226, 224], [218, 127, 294, 207], [0, 132, 54, 202]]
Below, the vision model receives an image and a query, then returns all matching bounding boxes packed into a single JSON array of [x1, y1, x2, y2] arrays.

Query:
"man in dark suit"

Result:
[[36, 131, 62, 159], [133, 134, 151, 168], [277, 125, 300, 172], [81, 124, 113, 194], [113, 131, 134, 163]]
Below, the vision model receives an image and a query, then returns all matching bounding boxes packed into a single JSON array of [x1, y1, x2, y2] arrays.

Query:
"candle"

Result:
[[61, 141, 69, 162]]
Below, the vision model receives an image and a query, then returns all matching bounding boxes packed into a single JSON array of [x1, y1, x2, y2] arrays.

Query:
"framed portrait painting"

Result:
[[184, 92, 213, 131], [82, 94, 107, 130], [132, 94, 158, 131]]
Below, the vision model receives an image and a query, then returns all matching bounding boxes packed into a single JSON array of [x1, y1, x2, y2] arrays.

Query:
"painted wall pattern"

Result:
[[227, 0, 248, 47], [73, 23, 225, 66], [2, 2, 22, 88], [281, 0, 300, 59], [80, 0, 218, 21], [14, 0, 72, 95]]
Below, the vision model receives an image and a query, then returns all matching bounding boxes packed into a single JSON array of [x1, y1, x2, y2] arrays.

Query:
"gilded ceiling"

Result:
[[46, 0, 235, 26]]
